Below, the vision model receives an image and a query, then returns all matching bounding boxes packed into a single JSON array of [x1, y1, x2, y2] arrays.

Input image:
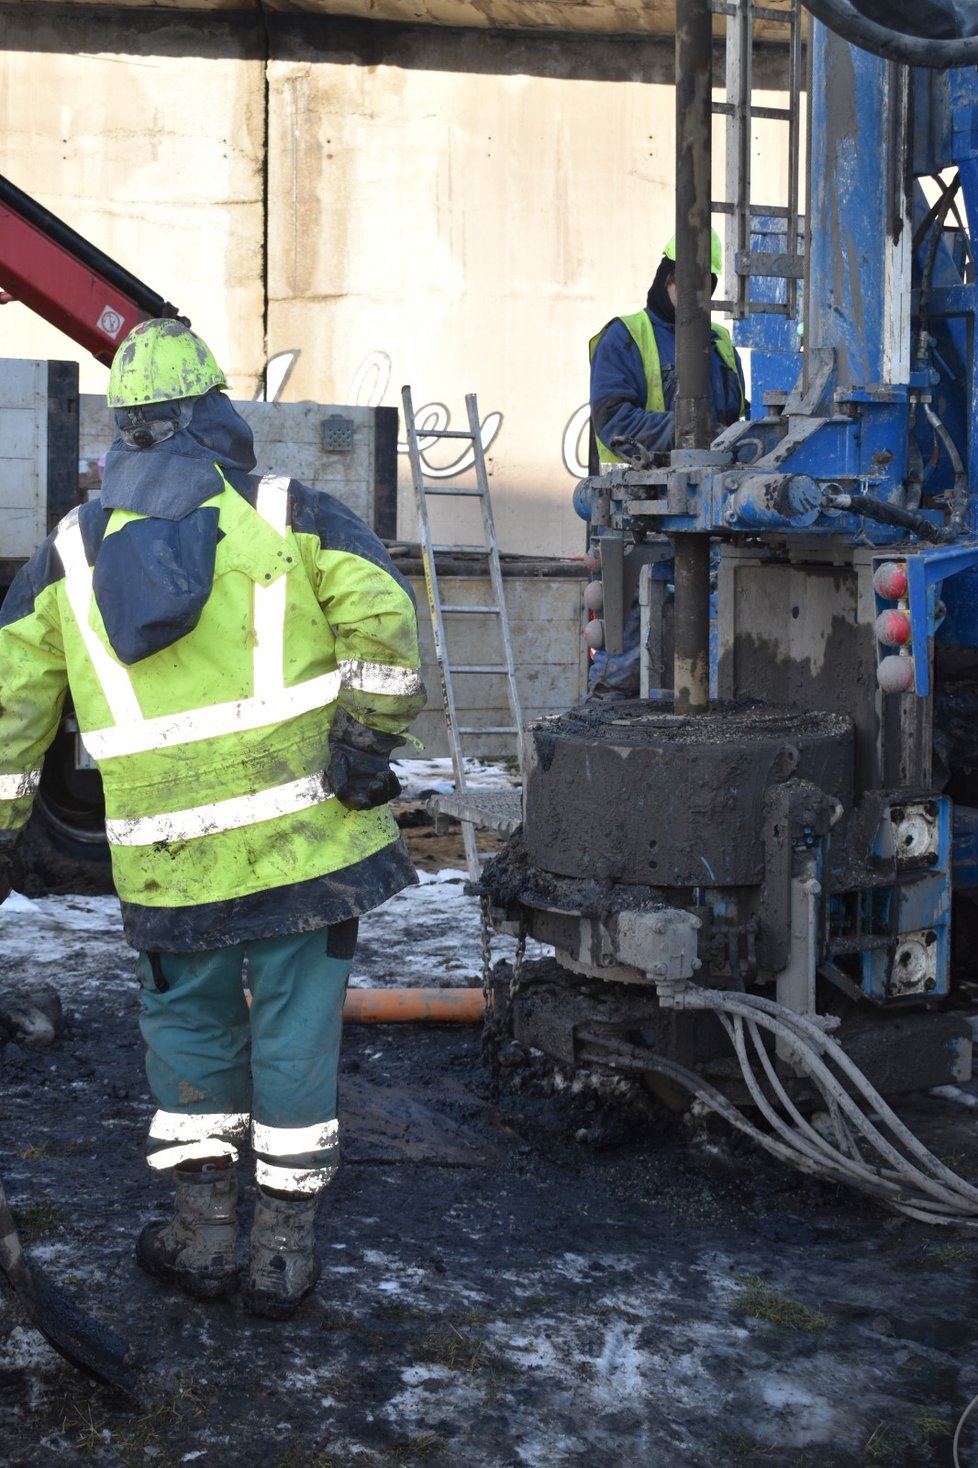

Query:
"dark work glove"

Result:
[[327, 710, 404, 812], [327, 745, 402, 811], [0, 858, 11, 906]]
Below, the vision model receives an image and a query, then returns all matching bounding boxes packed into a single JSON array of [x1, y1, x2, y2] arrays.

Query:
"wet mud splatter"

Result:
[[1, 817, 978, 1465]]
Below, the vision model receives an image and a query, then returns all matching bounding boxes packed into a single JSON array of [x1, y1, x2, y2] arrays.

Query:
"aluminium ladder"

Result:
[[401, 384, 524, 880], [711, 0, 805, 322]]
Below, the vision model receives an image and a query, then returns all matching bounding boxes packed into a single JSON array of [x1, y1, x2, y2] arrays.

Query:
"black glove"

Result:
[[327, 711, 404, 812], [0, 857, 11, 906]]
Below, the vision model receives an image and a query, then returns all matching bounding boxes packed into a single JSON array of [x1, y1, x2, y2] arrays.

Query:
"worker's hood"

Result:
[[92, 391, 258, 665], [100, 389, 257, 521]]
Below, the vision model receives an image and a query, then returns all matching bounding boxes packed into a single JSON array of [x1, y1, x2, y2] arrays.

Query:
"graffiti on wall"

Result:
[[254, 350, 300, 405], [562, 404, 591, 481], [259, 347, 591, 480], [351, 350, 504, 477]]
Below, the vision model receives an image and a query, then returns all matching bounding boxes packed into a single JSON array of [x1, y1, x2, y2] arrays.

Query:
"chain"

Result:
[[479, 894, 528, 1103], [478, 894, 500, 1097], [478, 886, 496, 1062], [507, 920, 528, 1022]]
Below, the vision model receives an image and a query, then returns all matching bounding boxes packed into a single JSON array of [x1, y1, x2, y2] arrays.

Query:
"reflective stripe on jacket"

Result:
[[589, 309, 746, 464], [0, 472, 426, 950]]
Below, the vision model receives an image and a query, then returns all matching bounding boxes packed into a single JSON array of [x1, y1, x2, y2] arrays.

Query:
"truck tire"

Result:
[[9, 721, 113, 897], [9, 807, 113, 897]]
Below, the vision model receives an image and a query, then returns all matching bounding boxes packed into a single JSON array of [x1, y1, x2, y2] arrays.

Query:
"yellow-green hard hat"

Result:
[[107, 319, 228, 407], [663, 229, 724, 274]]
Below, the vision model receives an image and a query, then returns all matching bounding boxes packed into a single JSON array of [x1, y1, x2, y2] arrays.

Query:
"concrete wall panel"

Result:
[[0, 12, 797, 562], [265, 26, 690, 558], [407, 569, 587, 758], [0, 8, 266, 390]]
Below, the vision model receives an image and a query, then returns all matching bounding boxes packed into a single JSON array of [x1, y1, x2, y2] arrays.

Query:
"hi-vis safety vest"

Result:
[[0, 473, 425, 931], [589, 309, 745, 464]]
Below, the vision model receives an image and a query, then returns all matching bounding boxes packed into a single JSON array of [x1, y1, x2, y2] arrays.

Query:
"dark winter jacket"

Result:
[[590, 308, 747, 460]]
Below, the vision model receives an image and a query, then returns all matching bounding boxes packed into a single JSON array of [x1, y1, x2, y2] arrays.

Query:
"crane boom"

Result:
[[0, 173, 183, 364]]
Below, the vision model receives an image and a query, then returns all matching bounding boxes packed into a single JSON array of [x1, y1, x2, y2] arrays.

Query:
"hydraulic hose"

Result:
[[921, 402, 970, 535], [578, 980, 978, 1225], [801, 0, 978, 67], [824, 491, 956, 543]]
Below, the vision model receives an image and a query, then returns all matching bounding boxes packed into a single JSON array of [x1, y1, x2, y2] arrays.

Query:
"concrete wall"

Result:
[[406, 568, 588, 759], [0, 9, 266, 382], [0, 10, 796, 560], [80, 393, 398, 534]]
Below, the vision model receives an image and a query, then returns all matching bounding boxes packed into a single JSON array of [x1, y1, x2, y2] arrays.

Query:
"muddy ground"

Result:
[[3, 821, 978, 1466]]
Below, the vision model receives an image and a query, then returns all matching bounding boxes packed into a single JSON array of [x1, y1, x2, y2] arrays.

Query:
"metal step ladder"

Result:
[[401, 384, 524, 880], [711, 0, 805, 320]]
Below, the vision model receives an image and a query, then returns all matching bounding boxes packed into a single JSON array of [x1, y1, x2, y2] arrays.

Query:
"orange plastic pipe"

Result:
[[342, 987, 484, 1023], [244, 987, 484, 1023]]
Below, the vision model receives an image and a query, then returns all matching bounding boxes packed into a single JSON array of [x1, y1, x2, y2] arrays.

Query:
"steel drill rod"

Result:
[[672, 0, 714, 712], [675, 0, 714, 450]]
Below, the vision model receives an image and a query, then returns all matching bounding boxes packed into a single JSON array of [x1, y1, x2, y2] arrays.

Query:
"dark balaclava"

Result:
[[647, 255, 676, 324], [647, 255, 720, 323]]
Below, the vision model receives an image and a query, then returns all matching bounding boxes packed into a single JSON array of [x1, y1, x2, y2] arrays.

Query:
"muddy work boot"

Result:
[[136, 1165, 239, 1300], [242, 1187, 321, 1320]]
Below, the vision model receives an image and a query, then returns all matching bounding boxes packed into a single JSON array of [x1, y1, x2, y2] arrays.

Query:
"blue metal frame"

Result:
[[589, 22, 978, 1014], [900, 546, 978, 695]]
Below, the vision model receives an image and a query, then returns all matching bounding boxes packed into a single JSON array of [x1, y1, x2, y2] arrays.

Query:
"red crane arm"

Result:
[[0, 174, 184, 365]]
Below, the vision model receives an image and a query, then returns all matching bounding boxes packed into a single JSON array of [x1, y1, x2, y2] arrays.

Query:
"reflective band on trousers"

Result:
[[146, 1109, 250, 1169], [0, 769, 42, 800], [252, 1119, 339, 1156], [252, 1118, 339, 1196], [255, 1158, 338, 1194], [106, 773, 334, 847]]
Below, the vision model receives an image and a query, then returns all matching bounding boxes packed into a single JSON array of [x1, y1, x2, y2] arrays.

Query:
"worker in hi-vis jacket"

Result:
[[0, 319, 426, 1319], [588, 229, 746, 466], [584, 231, 748, 694]]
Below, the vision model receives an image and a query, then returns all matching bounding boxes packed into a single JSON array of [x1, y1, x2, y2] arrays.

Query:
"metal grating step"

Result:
[[427, 789, 522, 836]]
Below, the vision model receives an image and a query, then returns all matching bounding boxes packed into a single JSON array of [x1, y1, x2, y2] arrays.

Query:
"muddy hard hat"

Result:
[[107, 318, 228, 408], [663, 229, 724, 275]]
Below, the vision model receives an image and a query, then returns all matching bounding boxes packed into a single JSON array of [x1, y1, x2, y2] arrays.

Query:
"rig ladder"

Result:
[[401, 384, 524, 879]]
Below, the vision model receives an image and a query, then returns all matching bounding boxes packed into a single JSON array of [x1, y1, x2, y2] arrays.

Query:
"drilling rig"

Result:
[[480, 0, 978, 1221]]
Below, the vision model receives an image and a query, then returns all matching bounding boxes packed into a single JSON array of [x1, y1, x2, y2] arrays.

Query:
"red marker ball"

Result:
[[876, 609, 911, 646], [873, 561, 908, 600]]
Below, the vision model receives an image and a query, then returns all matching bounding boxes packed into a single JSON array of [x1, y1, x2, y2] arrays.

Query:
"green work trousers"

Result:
[[136, 922, 357, 1155]]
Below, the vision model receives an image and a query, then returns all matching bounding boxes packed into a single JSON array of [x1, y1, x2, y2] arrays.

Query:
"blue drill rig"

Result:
[[482, 1, 978, 1220]]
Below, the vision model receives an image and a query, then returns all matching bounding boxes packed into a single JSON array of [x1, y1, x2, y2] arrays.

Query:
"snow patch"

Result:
[[394, 757, 520, 800], [1, 856, 549, 996], [931, 1084, 978, 1109]]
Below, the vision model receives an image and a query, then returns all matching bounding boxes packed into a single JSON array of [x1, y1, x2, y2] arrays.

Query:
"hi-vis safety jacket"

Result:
[[0, 472, 426, 952], [589, 307, 746, 464]]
